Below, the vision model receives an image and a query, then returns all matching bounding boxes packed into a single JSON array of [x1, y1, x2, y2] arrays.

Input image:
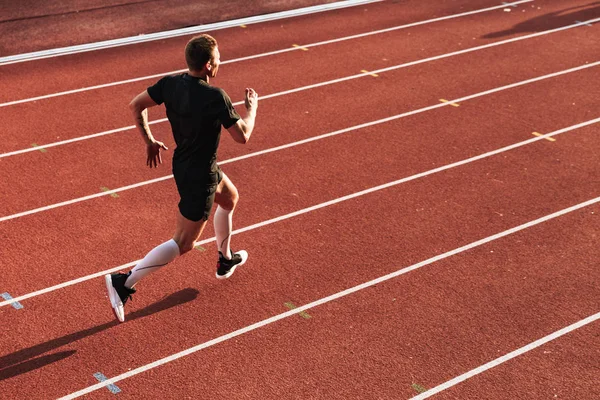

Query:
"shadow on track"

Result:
[[0, 288, 199, 381], [482, 2, 600, 38]]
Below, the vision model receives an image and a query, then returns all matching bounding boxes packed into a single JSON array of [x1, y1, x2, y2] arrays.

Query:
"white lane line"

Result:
[[0, 61, 598, 224], [2, 16, 596, 160], [2, 116, 598, 308], [0, 0, 533, 108], [58, 195, 600, 399], [0, 0, 382, 66], [410, 312, 600, 399], [0, 175, 174, 223]]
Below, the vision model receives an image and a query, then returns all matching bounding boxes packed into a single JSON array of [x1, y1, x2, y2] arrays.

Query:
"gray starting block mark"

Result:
[[93, 372, 122, 394], [1, 292, 23, 309]]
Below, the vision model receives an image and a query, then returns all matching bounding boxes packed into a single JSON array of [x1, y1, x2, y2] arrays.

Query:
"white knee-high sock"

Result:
[[125, 239, 180, 288], [214, 206, 233, 259]]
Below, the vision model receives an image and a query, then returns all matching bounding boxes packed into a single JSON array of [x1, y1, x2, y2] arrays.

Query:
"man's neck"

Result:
[[188, 70, 209, 83]]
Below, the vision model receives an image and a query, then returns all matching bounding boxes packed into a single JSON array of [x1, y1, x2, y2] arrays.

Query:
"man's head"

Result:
[[185, 34, 220, 78]]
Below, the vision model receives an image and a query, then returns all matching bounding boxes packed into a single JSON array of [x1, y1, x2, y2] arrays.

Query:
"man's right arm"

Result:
[[227, 88, 258, 144], [129, 90, 168, 168], [129, 90, 159, 145]]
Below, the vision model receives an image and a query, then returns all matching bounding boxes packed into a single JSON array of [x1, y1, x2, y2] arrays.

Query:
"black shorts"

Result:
[[173, 165, 223, 222]]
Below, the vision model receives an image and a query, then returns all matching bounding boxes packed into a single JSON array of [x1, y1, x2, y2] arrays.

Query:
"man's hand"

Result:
[[226, 88, 258, 144], [245, 88, 258, 111], [146, 140, 168, 168]]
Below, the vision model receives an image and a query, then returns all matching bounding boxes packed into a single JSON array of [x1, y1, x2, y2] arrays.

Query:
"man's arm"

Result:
[[227, 88, 258, 144], [129, 90, 168, 168]]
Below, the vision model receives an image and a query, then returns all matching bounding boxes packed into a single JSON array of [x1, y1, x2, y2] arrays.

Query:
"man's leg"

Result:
[[214, 173, 248, 279], [214, 172, 239, 259], [125, 212, 207, 288], [106, 211, 207, 322]]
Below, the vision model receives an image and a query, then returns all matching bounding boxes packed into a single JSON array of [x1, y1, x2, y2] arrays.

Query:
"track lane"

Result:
[[0, 0, 378, 58], [1, 0, 593, 151], [77, 208, 599, 400], [0, 64, 599, 294], [1, 79, 599, 310], [1, 144, 598, 398], [0, 114, 597, 335], [0, 0, 538, 108], [0, 0, 476, 100], [0, 28, 598, 216], [431, 323, 600, 399]]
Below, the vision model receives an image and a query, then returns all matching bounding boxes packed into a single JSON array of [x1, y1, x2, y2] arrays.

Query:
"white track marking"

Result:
[[1, 16, 596, 160], [58, 195, 600, 399], [0, 61, 598, 224], [0, 175, 173, 223], [410, 312, 600, 399], [0, 0, 382, 66], [0, 0, 533, 107], [2, 116, 598, 308]]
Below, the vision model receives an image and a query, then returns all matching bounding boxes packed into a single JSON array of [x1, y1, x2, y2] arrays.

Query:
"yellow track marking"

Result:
[[292, 44, 309, 51], [100, 187, 119, 198], [284, 302, 312, 319], [439, 99, 460, 107], [31, 143, 47, 153], [361, 69, 379, 77], [532, 132, 556, 142]]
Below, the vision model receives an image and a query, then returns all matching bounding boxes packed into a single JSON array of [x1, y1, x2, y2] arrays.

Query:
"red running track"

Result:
[[0, 0, 347, 56], [0, 0, 599, 398], [0, 0, 597, 213]]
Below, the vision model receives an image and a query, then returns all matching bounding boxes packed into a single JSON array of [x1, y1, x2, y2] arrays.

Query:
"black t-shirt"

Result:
[[147, 73, 240, 177]]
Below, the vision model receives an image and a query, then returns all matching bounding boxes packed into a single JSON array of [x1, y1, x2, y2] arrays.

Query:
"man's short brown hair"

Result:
[[185, 34, 218, 70]]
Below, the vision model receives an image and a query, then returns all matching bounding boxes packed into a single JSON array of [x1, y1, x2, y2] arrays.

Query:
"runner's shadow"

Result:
[[0, 351, 76, 381], [482, 2, 600, 38], [0, 288, 199, 381]]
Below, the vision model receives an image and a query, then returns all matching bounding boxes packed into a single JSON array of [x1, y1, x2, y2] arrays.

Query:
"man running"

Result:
[[105, 33, 258, 322]]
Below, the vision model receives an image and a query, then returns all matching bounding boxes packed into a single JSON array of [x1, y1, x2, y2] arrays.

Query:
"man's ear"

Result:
[[206, 62, 212, 71]]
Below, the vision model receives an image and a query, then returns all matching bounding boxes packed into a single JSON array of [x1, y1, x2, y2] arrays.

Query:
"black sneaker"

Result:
[[104, 272, 136, 322], [216, 250, 248, 279]]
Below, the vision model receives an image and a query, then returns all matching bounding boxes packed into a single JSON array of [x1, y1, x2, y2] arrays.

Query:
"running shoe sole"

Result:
[[105, 274, 125, 322], [216, 250, 248, 280]]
